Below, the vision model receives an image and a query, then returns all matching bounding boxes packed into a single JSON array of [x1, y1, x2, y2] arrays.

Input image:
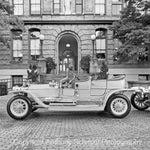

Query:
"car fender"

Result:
[[102, 89, 131, 107], [9, 90, 49, 108]]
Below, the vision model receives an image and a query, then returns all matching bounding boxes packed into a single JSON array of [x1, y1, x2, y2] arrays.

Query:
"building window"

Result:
[[75, 0, 83, 14], [13, 0, 23, 15], [138, 74, 150, 81], [95, 0, 105, 15], [96, 39, 106, 59], [30, 0, 41, 15], [53, 0, 61, 14], [29, 29, 40, 61], [113, 38, 122, 50], [12, 75, 23, 87], [12, 29, 23, 62], [95, 29, 107, 60], [112, 0, 123, 15]]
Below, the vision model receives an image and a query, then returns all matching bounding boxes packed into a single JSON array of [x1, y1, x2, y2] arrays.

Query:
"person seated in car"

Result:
[[97, 60, 108, 80], [61, 67, 79, 88]]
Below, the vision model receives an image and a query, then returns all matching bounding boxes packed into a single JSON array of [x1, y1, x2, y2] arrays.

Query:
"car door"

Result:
[[91, 80, 107, 96]]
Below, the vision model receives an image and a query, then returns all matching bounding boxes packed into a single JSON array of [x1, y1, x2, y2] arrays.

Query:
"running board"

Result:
[[48, 105, 104, 111], [49, 102, 76, 106]]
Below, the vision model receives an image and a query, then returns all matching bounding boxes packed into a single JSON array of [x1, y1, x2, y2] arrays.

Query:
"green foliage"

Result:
[[46, 57, 57, 74], [0, 0, 24, 47], [80, 55, 91, 73], [111, 0, 150, 63]]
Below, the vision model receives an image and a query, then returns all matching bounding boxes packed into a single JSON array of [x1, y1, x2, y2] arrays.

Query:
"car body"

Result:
[[7, 74, 132, 120]]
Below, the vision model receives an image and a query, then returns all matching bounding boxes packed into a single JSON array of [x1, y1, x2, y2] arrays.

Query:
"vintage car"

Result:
[[7, 71, 132, 120]]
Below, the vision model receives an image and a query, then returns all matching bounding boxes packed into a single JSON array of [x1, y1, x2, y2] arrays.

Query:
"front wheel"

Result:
[[106, 94, 131, 118], [7, 95, 32, 120], [131, 92, 149, 111]]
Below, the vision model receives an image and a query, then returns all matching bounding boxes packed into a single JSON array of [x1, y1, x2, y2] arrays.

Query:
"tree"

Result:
[[111, 0, 150, 63], [0, 0, 24, 47]]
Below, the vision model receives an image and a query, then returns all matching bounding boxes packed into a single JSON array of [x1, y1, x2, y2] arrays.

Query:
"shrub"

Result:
[[46, 57, 57, 74], [80, 55, 91, 73]]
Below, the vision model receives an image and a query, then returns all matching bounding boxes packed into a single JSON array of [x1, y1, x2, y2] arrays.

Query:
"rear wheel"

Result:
[[131, 92, 149, 111], [106, 94, 131, 118], [7, 95, 32, 120]]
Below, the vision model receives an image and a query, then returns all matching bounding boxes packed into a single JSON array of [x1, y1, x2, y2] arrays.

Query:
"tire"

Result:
[[7, 95, 32, 120], [131, 93, 149, 111], [106, 94, 131, 118]]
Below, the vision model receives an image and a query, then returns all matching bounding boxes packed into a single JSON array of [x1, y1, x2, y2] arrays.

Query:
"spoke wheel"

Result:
[[131, 93, 149, 111], [7, 95, 32, 120], [107, 94, 131, 118]]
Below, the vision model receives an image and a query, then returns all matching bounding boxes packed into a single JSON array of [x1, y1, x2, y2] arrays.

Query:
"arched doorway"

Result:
[[58, 34, 78, 73]]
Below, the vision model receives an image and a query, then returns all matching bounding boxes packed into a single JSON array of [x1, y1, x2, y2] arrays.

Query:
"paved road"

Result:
[[0, 95, 150, 150]]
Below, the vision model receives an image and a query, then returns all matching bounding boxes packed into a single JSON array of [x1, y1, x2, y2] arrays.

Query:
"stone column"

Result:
[[37, 57, 46, 74], [38, 34, 46, 74]]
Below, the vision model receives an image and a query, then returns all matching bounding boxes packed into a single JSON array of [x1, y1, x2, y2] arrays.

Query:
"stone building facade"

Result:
[[0, 0, 150, 85]]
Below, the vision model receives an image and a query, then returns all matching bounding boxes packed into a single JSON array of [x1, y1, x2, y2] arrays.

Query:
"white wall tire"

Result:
[[107, 94, 131, 118], [7, 95, 32, 120]]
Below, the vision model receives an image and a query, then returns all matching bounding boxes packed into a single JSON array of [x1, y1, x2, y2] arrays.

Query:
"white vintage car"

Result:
[[7, 72, 132, 120]]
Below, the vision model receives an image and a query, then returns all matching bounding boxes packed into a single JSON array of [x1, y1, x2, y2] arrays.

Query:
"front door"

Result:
[[59, 57, 74, 72], [59, 34, 78, 73]]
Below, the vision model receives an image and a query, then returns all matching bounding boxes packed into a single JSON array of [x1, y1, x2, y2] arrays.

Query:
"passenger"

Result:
[[27, 64, 32, 81], [97, 60, 109, 80], [32, 64, 38, 82]]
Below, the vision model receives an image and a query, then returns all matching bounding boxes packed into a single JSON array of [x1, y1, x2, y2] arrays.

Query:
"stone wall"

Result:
[[25, 24, 113, 66], [0, 0, 120, 70], [1, 0, 149, 78], [0, 22, 122, 70]]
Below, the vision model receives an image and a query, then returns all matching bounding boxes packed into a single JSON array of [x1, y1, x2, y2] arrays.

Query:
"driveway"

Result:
[[0, 95, 150, 150]]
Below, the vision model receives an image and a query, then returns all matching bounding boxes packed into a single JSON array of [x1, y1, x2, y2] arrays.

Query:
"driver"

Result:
[[97, 60, 109, 79], [60, 68, 70, 87], [60, 67, 80, 88], [91, 60, 108, 80]]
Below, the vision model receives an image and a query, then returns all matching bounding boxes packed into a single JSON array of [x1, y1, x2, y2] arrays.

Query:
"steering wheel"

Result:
[[72, 71, 80, 81]]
